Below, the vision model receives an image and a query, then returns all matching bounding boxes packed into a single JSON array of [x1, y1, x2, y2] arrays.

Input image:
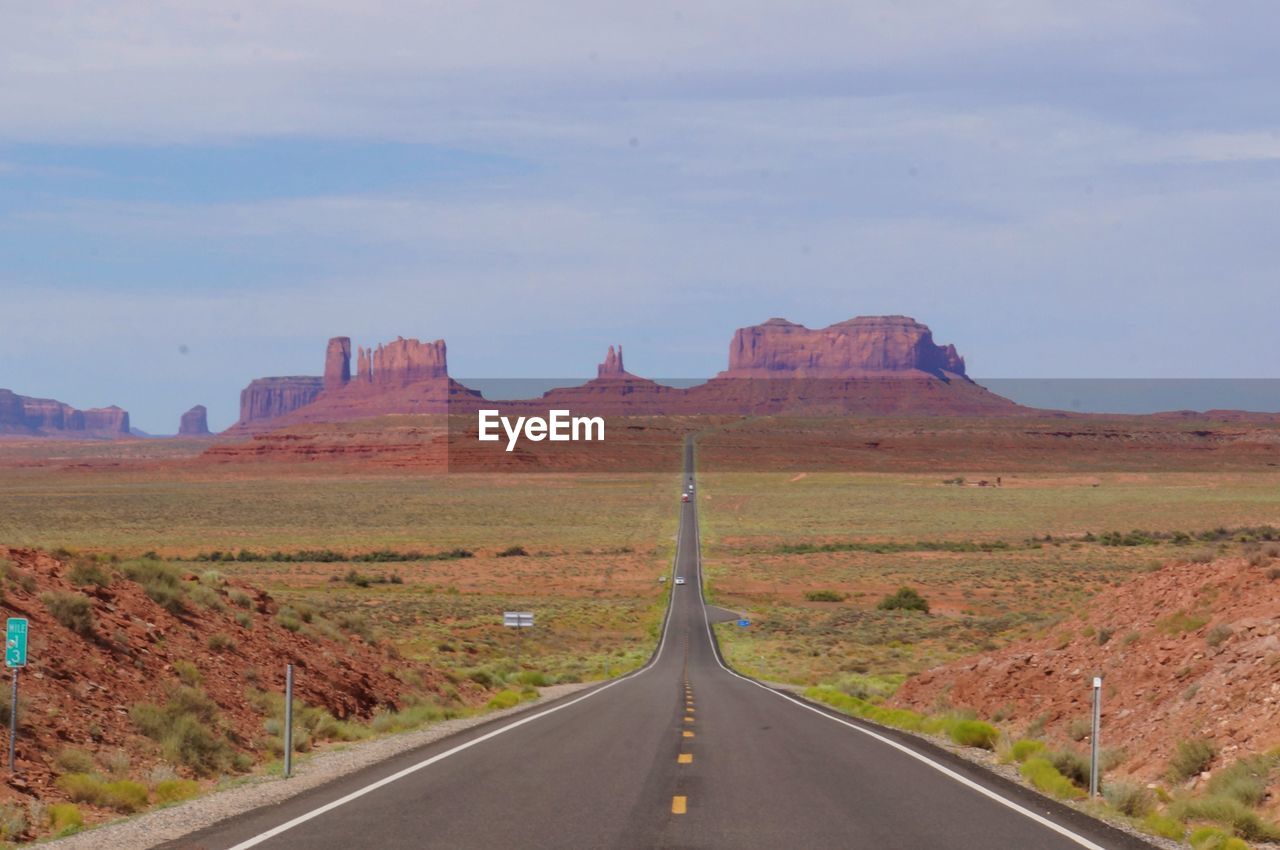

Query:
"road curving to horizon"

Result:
[[162, 441, 1155, 850]]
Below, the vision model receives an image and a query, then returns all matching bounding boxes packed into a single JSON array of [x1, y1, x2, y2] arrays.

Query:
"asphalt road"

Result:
[[165, 442, 1154, 850]]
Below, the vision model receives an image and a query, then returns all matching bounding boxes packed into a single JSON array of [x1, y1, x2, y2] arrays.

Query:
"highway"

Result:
[[165, 442, 1153, 849]]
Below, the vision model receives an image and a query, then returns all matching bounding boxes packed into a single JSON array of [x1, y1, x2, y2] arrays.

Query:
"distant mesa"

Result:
[[239, 376, 325, 426], [229, 335, 476, 433], [0, 388, 130, 438], [179, 404, 211, 436], [721, 315, 966, 379], [226, 316, 1018, 433]]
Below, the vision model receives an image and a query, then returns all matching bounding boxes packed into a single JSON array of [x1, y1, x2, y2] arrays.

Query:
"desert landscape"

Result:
[[0, 316, 1277, 847]]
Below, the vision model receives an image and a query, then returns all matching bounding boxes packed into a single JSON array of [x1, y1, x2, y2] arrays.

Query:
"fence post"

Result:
[[1089, 676, 1102, 799], [284, 664, 294, 778]]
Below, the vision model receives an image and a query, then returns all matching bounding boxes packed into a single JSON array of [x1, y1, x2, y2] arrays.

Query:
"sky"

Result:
[[3, 1, 1280, 432]]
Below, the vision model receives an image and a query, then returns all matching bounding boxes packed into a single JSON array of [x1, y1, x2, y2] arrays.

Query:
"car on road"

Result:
[[681, 493, 690, 502], [674, 577, 686, 585]]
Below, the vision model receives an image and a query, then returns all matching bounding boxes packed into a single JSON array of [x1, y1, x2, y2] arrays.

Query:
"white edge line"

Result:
[[688, 473, 1111, 850], [227, 474, 691, 850]]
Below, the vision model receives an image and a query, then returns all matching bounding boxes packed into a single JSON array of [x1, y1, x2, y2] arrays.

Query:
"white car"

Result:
[[674, 577, 686, 585]]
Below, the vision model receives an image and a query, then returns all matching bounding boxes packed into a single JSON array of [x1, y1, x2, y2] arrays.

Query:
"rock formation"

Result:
[[226, 317, 1021, 433], [370, 337, 448, 385], [324, 337, 352, 391], [238, 377, 324, 426], [597, 345, 626, 378], [0, 389, 131, 437], [721, 316, 966, 379], [179, 404, 211, 436]]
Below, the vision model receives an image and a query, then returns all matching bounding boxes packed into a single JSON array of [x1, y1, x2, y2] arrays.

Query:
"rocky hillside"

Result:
[[0, 546, 483, 839], [893, 553, 1280, 784]]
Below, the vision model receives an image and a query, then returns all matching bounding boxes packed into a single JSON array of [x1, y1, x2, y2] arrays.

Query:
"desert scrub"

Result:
[[207, 632, 236, 651], [68, 559, 112, 588], [1141, 812, 1185, 840], [1019, 757, 1084, 800], [154, 777, 200, 804], [47, 802, 84, 835], [1009, 739, 1046, 763], [56, 774, 149, 813], [1102, 781, 1154, 817], [1188, 825, 1250, 850], [41, 591, 96, 636], [173, 659, 203, 687], [947, 719, 998, 750], [53, 747, 96, 774], [0, 802, 27, 841], [876, 586, 930, 613], [804, 589, 848, 602], [121, 559, 188, 613], [1172, 796, 1280, 842], [1168, 737, 1217, 781], [485, 689, 523, 710], [130, 686, 238, 776], [1206, 753, 1277, 806]]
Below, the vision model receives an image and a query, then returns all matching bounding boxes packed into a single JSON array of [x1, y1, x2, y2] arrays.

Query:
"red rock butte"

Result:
[[227, 316, 1022, 432], [721, 316, 966, 378], [179, 404, 211, 436], [0, 388, 130, 437]]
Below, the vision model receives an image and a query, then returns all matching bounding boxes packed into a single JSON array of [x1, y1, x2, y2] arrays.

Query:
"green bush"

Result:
[[1048, 748, 1092, 789], [228, 589, 253, 609], [1169, 738, 1217, 781], [57, 773, 149, 812], [53, 747, 96, 774], [1141, 812, 1185, 840], [1020, 757, 1084, 800], [877, 586, 930, 613], [47, 802, 83, 834], [1010, 739, 1045, 763], [130, 687, 237, 776], [1174, 795, 1280, 842], [804, 589, 848, 602], [208, 633, 235, 651], [1103, 781, 1154, 817], [41, 591, 96, 636], [486, 690, 522, 710], [173, 660, 203, 687], [188, 584, 226, 612], [1189, 826, 1250, 850], [154, 777, 200, 803], [1206, 754, 1276, 806], [68, 559, 112, 588], [121, 559, 188, 613], [496, 545, 528, 557], [948, 719, 998, 750], [0, 802, 25, 841]]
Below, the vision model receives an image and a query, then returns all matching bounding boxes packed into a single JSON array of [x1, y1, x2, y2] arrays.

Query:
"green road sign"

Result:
[[5, 619, 27, 668]]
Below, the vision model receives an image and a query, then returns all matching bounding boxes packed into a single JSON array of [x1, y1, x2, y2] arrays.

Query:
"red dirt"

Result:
[[893, 555, 1280, 782]]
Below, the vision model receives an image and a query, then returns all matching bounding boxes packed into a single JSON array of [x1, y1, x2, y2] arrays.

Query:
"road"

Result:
[[165, 442, 1153, 849]]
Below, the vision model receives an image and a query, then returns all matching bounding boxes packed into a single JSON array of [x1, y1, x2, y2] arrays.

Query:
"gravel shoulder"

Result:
[[40, 683, 591, 850]]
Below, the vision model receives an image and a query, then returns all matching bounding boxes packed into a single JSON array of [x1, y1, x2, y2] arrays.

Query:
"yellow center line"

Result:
[[684, 716, 694, 723], [678, 753, 693, 764], [683, 730, 694, 738], [672, 796, 687, 814]]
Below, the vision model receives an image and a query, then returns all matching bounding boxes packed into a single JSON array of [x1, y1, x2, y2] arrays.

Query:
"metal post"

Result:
[[7, 669, 16, 773], [1089, 676, 1102, 799], [284, 664, 294, 778], [515, 627, 521, 670]]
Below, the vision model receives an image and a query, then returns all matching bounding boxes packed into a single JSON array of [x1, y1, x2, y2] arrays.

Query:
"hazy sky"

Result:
[[4, 2, 1279, 431]]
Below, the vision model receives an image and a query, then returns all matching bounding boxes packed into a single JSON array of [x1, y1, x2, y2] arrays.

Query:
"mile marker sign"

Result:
[[5, 619, 27, 668]]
